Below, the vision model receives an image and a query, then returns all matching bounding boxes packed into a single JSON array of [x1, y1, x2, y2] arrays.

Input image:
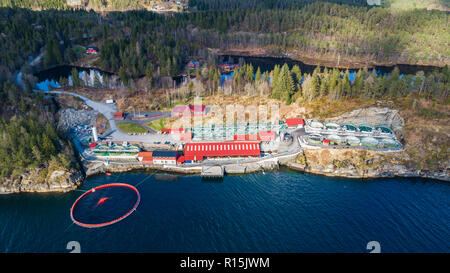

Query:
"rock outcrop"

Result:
[[0, 168, 84, 194], [294, 148, 449, 181], [57, 108, 98, 132]]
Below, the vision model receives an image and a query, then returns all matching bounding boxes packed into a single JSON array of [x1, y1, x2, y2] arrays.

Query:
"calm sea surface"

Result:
[[0, 170, 448, 253]]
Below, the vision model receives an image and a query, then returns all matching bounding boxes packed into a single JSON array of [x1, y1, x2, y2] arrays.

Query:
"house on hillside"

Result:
[[188, 60, 201, 69], [86, 46, 99, 54], [172, 104, 207, 117]]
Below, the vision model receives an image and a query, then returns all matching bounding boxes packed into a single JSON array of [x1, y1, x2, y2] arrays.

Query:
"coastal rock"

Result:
[[0, 168, 84, 194], [295, 148, 449, 181]]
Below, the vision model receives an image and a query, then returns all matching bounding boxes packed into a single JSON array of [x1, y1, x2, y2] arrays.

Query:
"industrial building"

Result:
[[184, 142, 261, 162], [190, 123, 281, 141], [90, 141, 140, 157]]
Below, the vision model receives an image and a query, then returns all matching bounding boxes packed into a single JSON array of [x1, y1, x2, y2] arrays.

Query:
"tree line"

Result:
[[182, 62, 449, 105]]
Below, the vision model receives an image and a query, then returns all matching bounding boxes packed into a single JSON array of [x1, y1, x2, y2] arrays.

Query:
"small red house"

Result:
[[86, 46, 99, 54], [188, 60, 201, 69], [114, 112, 125, 120], [172, 104, 206, 117]]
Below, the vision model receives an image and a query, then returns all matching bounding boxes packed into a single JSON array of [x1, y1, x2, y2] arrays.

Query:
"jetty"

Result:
[[201, 166, 224, 178]]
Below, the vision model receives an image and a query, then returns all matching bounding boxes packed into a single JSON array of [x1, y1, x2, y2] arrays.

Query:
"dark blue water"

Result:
[[0, 170, 448, 253]]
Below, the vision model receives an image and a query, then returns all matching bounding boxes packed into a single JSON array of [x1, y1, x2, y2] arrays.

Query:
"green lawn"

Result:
[[117, 122, 148, 133], [145, 119, 166, 131]]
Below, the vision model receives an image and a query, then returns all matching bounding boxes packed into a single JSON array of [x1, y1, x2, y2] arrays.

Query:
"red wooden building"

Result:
[[86, 46, 99, 54], [114, 112, 125, 120]]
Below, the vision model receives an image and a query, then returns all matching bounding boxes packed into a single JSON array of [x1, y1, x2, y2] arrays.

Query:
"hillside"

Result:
[[0, 0, 187, 11]]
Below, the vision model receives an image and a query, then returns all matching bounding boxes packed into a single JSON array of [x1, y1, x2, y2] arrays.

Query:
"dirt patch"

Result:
[[95, 113, 110, 135]]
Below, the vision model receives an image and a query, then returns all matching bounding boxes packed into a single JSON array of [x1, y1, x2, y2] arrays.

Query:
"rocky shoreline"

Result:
[[286, 160, 449, 182], [1, 151, 447, 194], [0, 168, 84, 194]]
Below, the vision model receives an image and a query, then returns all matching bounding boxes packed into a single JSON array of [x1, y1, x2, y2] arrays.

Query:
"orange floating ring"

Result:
[[70, 183, 140, 228]]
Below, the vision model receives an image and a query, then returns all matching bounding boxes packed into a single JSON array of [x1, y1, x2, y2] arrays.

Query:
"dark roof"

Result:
[[152, 150, 178, 158]]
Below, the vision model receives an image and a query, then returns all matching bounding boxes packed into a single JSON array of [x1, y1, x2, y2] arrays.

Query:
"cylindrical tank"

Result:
[[92, 126, 98, 142]]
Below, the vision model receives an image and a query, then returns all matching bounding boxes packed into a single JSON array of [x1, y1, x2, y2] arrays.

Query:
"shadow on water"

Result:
[[219, 54, 443, 75]]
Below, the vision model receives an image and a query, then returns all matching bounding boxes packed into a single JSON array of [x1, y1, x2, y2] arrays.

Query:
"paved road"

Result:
[[117, 111, 171, 134], [46, 90, 177, 144]]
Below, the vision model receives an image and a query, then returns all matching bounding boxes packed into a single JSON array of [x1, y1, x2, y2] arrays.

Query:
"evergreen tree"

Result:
[[255, 67, 262, 83]]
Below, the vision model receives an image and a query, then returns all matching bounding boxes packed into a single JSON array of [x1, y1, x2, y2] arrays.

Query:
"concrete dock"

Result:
[[201, 166, 224, 178]]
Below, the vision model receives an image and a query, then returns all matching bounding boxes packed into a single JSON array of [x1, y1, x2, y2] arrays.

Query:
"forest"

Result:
[[1, 2, 448, 80], [172, 62, 449, 106], [0, 81, 76, 180], [189, 0, 369, 10]]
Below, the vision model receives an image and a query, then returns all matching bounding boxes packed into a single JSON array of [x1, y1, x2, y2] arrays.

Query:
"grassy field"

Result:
[[117, 122, 148, 133], [145, 119, 166, 131]]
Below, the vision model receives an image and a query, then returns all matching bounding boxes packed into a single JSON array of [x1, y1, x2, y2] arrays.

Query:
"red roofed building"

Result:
[[172, 104, 206, 117], [114, 112, 125, 120], [86, 46, 99, 54], [233, 135, 261, 141], [89, 142, 98, 149], [285, 118, 304, 128], [138, 152, 153, 165], [177, 156, 185, 164], [184, 142, 260, 160]]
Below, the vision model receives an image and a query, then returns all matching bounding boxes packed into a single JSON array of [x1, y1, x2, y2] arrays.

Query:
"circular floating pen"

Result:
[[70, 183, 140, 228]]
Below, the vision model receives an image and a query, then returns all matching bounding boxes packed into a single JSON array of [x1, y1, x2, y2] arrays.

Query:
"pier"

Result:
[[201, 166, 224, 178]]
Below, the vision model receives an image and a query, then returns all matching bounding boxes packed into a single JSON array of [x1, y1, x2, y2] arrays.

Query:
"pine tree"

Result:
[[291, 64, 302, 86], [71, 67, 80, 86], [255, 67, 262, 83], [279, 64, 295, 104]]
